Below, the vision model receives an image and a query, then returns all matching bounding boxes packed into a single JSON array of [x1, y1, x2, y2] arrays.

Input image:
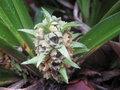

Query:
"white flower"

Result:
[[45, 32, 63, 48], [35, 28, 44, 39]]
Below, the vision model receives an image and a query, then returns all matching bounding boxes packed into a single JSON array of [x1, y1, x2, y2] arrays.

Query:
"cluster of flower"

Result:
[[34, 16, 73, 81]]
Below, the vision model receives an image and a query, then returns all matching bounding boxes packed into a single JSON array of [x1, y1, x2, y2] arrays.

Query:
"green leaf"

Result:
[[0, 22, 20, 46], [92, 0, 118, 25], [11, 61, 22, 72], [22, 56, 38, 65], [76, 12, 120, 56], [71, 33, 81, 40], [58, 45, 71, 61], [41, 8, 51, 22], [101, 0, 120, 20], [89, 0, 101, 26], [11, 0, 33, 28], [59, 67, 68, 83], [74, 48, 90, 55], [0, 67, 20, 86], [61, 22, 79, 32], [71, 41, 87, 48], [34, 23, 50, 33], [36, 53, 46, 68], [77, 0, 90, 22], [34, 7, 54, 25], [22, 53, 46, 68], [0, 37, 27, 61], [0, 38, 39, 76], [0, 0, 34, 56], [63, 58, 80, 68], [18, 29, 36, 36]]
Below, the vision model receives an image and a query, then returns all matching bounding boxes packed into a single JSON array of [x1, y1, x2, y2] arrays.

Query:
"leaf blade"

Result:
[[77, 12, 120, 57], [59, 67, 68, 83]]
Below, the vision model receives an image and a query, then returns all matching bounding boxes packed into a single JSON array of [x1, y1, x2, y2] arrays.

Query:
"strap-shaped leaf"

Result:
[[58, 45, 71, 60], [59, 67, 68, 83], [36, 53, 46, 68], [101, 0, 120, 20], [77, 0, 90, 22], [0, 22, 20, 46], [0, 67, 20, 86], [71, 41, 87, 48], [61, 22, 79, 32], [11, 0, 33, 28], [18, 29, 36, 36], [63, 58, 80, 68], [0, 0, 34, 56], [77, 12, 120, 56]]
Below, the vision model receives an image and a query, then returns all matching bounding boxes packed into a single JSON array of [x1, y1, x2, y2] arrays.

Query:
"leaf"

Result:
[[89, 0, 101, 26], [22, 53, 46, 68], [36, 53, 46, 68], [0, 22, 20, 46], [58, 45, 71, 61], [22, 56, 38, 65], [0, 67, 20, 86], [63, 58, 80, 68], [0, 0, 34, 56], [76, 12, 120, 57], [92, 0, 118, 25], [18, 29, 36, 36], [61, 22, 79, 32], [71, 33, 81, 40], [34, 23, 50, 33], [59, 67, 68, 83], [41, 8, 51, 22], [0, 38, 39, 76], [11, 61, 22, 72], [11, 0, 33, 28], [77, 0, 90, 22], [34, 7, 54, 25], [101, 0, 120, 20], [71, 42, 87, 48], [0, 37, 27, 61]]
